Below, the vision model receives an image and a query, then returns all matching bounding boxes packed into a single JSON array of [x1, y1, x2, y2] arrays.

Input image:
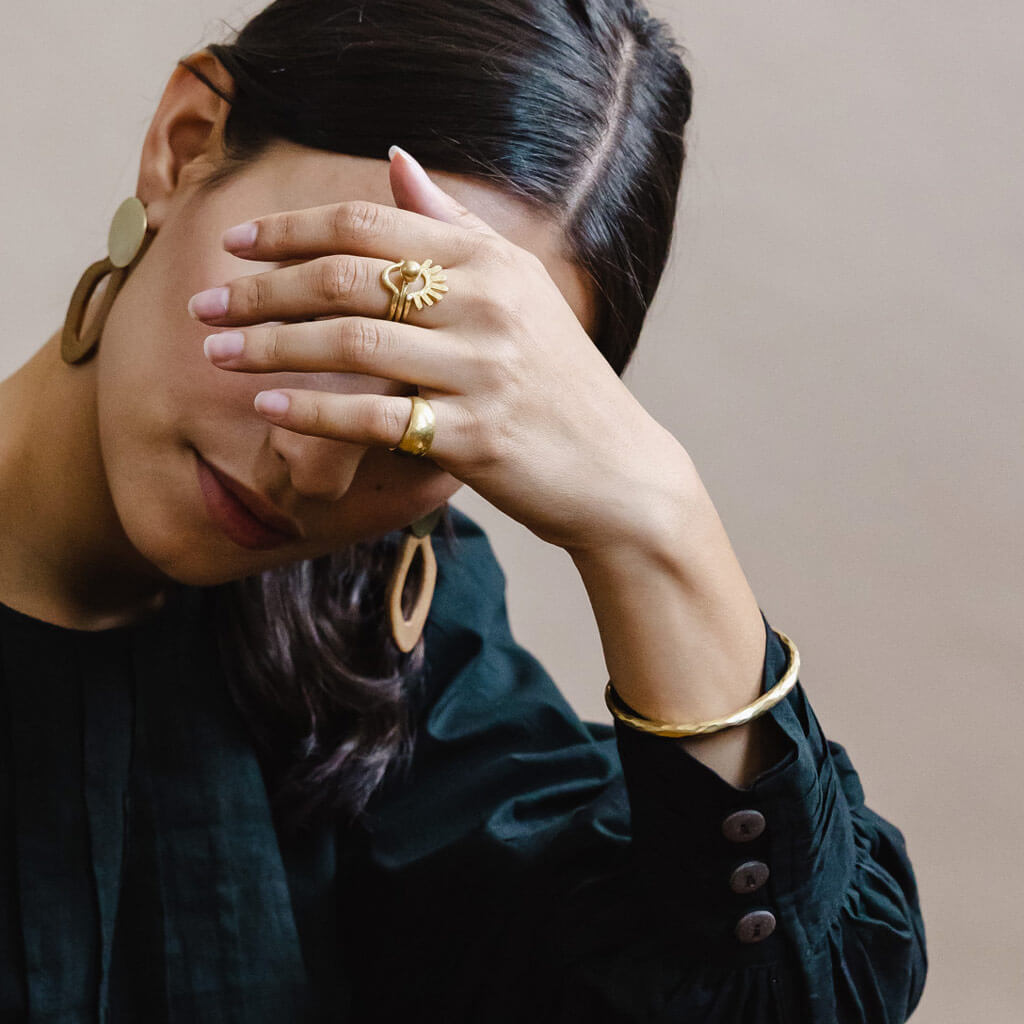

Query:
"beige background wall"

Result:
[[2, 2, 1020, 1020]]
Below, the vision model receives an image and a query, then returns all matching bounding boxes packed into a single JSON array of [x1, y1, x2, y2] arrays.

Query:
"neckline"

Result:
[[0, 587, 184, 639]]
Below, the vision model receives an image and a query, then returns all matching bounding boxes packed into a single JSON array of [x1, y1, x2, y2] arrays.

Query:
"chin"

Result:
[[135, 536, 300, 588], [107, 441, 290, 587], [124, 525, 234, 587], [114, 495, 268, 589]]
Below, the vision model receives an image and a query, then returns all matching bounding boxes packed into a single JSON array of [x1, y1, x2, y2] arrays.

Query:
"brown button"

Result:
[[729, 860, 770, 894], [735, 910, 777, 944], [721, 809, 766, 843]]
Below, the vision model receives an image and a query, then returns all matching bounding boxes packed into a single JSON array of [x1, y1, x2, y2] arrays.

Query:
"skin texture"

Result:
[[0, 51, 787, 787]]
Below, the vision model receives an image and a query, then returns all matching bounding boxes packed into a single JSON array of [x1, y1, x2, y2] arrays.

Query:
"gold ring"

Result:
[[391, 395, 436, 456], [380, 258, 449, 323]]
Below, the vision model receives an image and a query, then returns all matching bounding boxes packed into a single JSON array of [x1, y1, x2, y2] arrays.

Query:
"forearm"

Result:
[[568, 445, 789, 788]]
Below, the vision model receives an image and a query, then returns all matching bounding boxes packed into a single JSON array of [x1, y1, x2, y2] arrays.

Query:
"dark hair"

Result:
[[192, 0, 693, 836]]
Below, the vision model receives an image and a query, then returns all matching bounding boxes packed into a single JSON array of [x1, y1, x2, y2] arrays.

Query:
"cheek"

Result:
[[321, 449, 462, 543], [90, 253, 265, 576], [96, 292, 247, 460], [95, 213, 283, 438], [98, 190, 288, 417]]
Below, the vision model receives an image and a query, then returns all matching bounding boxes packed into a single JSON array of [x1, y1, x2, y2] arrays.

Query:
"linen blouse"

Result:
[[0, 507, 926, 1023]]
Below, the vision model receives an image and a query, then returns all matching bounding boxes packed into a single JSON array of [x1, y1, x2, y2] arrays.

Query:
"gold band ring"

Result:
[[380, 258, 449, 323], [391, 395, 436, 457]]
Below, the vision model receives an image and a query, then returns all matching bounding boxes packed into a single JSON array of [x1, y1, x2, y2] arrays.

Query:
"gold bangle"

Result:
[[604, 629, 800, 738]]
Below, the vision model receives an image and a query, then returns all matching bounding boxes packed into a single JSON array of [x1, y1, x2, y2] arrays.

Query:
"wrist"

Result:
[[566, 443, 768, 727], [566, 452, 733, 604]]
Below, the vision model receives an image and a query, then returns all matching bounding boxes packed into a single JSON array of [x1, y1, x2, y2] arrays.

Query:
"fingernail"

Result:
[[255, 390, 290, 416], [388, 145, 444, 197], [204, 331, 245, 362], [188, 287, 230, 320], [223, 221, 258, 250]]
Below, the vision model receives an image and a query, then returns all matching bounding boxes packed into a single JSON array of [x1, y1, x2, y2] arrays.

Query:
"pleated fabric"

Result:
[[0, 586, 316, 1023]]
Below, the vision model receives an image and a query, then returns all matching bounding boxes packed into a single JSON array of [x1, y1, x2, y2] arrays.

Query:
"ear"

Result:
[[136, 50, 234, 231]]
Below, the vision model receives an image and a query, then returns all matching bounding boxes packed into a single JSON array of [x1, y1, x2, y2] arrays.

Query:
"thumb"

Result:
[[388, 145, 498, 236]]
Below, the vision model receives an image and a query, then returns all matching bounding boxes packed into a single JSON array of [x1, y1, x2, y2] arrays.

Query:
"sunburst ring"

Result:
[[380, 257, 450, 323]]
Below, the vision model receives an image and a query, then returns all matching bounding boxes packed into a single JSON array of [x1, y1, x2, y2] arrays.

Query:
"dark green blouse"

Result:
[[0, 508, 925, 1022]]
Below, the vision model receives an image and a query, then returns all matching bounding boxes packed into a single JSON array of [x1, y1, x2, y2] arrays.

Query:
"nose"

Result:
[[268, 424, 367, 502]]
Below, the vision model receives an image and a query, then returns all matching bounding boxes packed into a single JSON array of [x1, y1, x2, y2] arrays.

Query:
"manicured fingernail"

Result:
[[204, 331, 244, 362], [223, 221, 258, 250], [255, 390, 290, 416], [188, 287, 230, 320], [388, 144, 446, 199]]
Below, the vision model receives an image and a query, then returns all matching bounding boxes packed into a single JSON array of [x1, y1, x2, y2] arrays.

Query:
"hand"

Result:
[[192, 149, 775, 787], [191, 147, 690, 554]]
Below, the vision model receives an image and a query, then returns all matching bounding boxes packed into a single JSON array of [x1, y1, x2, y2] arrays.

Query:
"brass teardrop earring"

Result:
[[386, 507, 444, 653], [62, 196, 155, 365]]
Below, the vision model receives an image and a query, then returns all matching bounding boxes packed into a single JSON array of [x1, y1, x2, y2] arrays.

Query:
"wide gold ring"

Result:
[[380, 258, 449, 323], [391, 395, 436, 457]]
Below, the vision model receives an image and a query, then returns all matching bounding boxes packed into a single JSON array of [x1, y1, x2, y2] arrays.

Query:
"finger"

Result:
[[203, 317, 477, 391], [387, 145, 500, 235], [252, 389, 459, 458], [187, 252, 466, 328], [219, 196, 498, 267]]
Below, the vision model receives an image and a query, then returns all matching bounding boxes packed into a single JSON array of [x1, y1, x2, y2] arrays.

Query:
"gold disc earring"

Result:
[[62, 196, 154, 365], [386, 507, 444, 652]]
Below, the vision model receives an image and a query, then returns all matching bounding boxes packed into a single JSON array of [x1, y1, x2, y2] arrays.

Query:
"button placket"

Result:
[[721, 808, 776, 943]]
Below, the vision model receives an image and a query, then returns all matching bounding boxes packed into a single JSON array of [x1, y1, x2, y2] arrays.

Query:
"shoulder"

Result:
[[417, 506, 590, 743], [366, 506, 624, 865]]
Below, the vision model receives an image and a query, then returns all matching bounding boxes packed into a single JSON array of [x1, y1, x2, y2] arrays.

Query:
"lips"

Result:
[[193, 449, 303, 551]]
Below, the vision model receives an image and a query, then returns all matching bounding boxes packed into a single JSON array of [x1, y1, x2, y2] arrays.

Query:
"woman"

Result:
[[0, 0, 925, 1020]]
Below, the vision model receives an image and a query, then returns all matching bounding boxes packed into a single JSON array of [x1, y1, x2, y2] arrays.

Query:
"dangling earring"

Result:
[[62, 196, 154, 365], [387, 507, 444, 652]]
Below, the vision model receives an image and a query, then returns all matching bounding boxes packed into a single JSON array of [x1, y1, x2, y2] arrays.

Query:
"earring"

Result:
[[386, 507, 444, 652], [62, 196, 154, 365]]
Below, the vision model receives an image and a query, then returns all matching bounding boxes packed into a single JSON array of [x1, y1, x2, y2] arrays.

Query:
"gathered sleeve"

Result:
[[339, 509, 926, 1023]]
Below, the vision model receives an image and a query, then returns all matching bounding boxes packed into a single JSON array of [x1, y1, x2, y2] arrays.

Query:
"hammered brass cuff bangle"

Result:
[[604, 629, 800, 738]]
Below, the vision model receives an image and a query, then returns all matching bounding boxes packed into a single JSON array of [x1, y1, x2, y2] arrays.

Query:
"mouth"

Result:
[[192, 448, 304, 551]]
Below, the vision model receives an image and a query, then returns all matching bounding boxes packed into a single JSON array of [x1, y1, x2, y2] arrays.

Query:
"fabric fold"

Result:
[[118, 585, 313, 1023], [80, 628, 136, 1022], [3, 604, 104, 1021], [1, 588, 318, 1022]]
